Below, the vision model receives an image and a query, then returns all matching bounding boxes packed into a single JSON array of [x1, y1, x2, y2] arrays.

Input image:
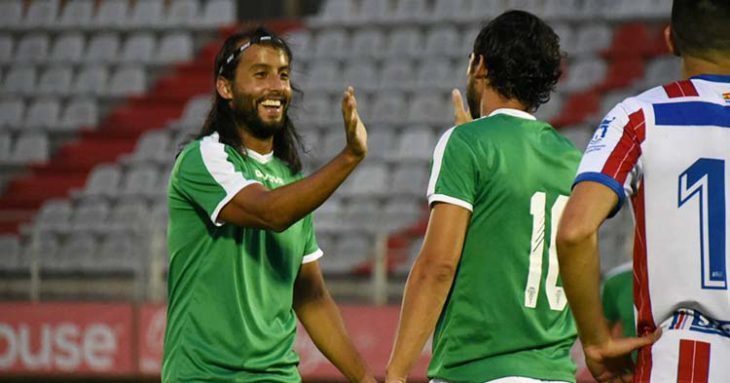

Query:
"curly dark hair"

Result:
[[196, 27, 305, 174], [472, 10, 562, 112], [671, 0, 730, 58]]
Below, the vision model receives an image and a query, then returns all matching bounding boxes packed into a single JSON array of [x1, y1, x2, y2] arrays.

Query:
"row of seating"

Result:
[[0, 32, 193, 65], [3, 65, 146, 96], [311, 0, 671, 26], [0, 0, 234, 31], [0, 98, 98, 131]]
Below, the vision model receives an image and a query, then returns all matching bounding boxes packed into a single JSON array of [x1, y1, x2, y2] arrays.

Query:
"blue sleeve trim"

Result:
[[573, 172, 625, 218]]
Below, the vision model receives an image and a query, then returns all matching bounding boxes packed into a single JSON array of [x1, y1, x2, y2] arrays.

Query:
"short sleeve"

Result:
[[574, 101, 646, 217], [426, 128, 478, 212], [301, 214, 323, 263], [174, 138, 259, 226], [427, 128, 477, 211]]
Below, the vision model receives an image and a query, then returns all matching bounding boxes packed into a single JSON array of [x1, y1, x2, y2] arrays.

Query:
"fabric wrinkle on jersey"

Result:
[[163, 132, 322, 382], [426, 108, 581, 383], [574, 74, 730, 382]]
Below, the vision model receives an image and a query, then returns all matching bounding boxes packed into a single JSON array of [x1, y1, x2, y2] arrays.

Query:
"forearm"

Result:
[[557, 232, 611, 347], [387, 261, 454, 379], [296, 293, 373, 382]]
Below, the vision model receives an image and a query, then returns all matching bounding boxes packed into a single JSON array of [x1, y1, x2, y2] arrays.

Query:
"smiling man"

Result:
[[162, 27, 375, 382]]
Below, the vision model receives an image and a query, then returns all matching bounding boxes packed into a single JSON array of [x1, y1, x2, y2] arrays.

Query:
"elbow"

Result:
[[259, 208, 297, 233], [556, 220, 594, 255], [412, 258, 457, 285]]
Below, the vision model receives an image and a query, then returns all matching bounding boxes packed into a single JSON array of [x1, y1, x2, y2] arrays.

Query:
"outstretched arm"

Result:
[[219, 87, 368, 232], [386, 203, 471, 382], [557, 181, 660, 382], [293, 261, 376, 383]]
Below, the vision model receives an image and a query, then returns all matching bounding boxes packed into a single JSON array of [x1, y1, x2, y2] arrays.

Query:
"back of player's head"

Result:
[[472, 10, 562, 111], [671, 0, 730, 58]]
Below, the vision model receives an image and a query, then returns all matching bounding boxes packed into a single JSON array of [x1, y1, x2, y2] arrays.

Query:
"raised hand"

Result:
[[452, 88, 473, 126], [341, 86, 368, 159], [583, 328, 661, 383]]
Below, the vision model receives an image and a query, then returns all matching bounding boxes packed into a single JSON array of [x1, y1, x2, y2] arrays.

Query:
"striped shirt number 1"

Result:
[[679, 158, 727, 290]]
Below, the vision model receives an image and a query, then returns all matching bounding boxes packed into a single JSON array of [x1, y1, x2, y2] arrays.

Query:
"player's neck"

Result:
[[682, 54, 730, 79], [480, 89, 528, 117], [238, 127, 274, 155]]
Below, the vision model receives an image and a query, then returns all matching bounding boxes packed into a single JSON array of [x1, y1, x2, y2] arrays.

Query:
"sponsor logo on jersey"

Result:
[[586, 117, 614, 153], [254, 169, 284, 185]]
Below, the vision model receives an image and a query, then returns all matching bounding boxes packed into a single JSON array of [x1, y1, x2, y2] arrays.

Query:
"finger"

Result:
[[452, 89, 466, 115]]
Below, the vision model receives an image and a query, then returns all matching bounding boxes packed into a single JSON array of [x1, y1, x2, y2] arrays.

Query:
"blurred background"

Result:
[[0, 0, 674, 381]]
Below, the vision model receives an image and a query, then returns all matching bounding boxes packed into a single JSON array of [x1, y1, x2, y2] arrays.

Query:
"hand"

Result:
[[341, 86, 368, 159], [385, 377, 406, 383], [583, 329, 661, 383], [452, 88, 473, 125]]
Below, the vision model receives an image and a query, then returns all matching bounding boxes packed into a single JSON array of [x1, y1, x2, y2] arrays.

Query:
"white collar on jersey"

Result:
[[241, 147, 274, 164], [488, 108, 536, 120]]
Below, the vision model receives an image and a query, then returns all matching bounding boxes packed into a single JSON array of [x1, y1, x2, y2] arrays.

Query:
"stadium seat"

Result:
[[460, 25, 480, 56], [423, 26, 460, 58], [124, 130, 171, 165], [597, 90, 632, 120], [37, 66, 73, 95], [0, 234, 21, 272], [169, 94, 210, 131], [129, 0, 164, 28], [120, 165, 160, 198], [323, 234, 371, 274], [407, 94, 449, 124], [350, 28, 385, 59], [642, 56, 681, 88], [551, 24, 574, 51], [156, 33, 193, 63], [15, 33, 50, 63], [343, 197, 381, 232], [58, 0, 94, 27], [0, 34, 13, 63], [24, 99, 61, 130], [0, 100, 25, 128], [315, 196, 342, 232], [561, 58, 607, 93], [2, 66, 37, 95], [551, 90, 600, 127], [390, 163, 429, 196], [55, 233, 97, 273], [391, 129, 436, 161], [284, 30, 312, 61], [303, 60, 342, 92], [559, 125, 593, 150], [535, 93, 563, 123], [363, 130, 395, 161], [385, 27, 422, 58], [165, 0, 200, 27], [23, 0, 59, 29], [93, 0, 130, 28], [49, 33, 85, 63], [318, 129, 346, 162], [0, 133, 11, 161], [33, 199, 73, 233], [59, 98, 98, 131], [312, 29, 348, 59], [70, 200, 110, 233], [24, 235, 59, 268], [120, 33, 156, 64], [543, 0, 580, 20], [107, 66, 146, 96], [569, 24, 612, 57], [85, 33, 120, 63], [72, 66, 109, 95], [10, 133, 49, 164], [78, 163, 123, 199], [104, 200, 149, 233], [382, 197, 424, 233], [465, 0, 505, 20], [598, 58, 646, 91], [392, 0, 429, 22], [97, 234, 140, 273], [341, 60, 378, 92], [370, 91, 407, 124], [311, 0, 355, 25], [341, 163, 388, 197], [605, 23, 652, 58], [416, 58, 455, 91], [506, 0, 541, 14], [200, 0, 235, 27], [297, 93, 337, 127], [356, 0, 390, 23], [0, 0, 23, 29], [379, 60, 413, 91]]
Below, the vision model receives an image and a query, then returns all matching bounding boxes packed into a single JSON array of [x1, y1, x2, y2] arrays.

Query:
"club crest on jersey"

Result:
[[586, 117, 614, 153], [723, 92, 730, 104]]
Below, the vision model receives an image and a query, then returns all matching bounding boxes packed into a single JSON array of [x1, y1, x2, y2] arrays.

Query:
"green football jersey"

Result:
[[602, 262, 635, 338], [163, 132, 321, 382], [426, 109, 581, 382]]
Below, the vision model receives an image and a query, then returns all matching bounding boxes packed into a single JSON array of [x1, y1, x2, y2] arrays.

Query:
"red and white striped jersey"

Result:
[[575, 74, 730, 337]]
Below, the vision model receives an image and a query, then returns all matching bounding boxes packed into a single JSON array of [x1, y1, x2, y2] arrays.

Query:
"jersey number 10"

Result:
[[678, 158, 727, 290], [524, 192, 569, 311]]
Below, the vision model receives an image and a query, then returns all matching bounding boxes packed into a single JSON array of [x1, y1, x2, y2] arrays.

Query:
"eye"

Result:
[[280, 72, 290, 80], [253, 72, 266, 79]]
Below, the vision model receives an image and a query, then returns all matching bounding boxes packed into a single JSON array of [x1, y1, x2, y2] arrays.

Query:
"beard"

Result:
[[466, 78, 481, 120], [231, 91, 288, 139]]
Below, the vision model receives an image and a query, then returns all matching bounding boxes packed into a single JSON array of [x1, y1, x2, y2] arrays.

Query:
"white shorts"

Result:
[[636, 309, 730, 382], [431, 377, 570, 383]]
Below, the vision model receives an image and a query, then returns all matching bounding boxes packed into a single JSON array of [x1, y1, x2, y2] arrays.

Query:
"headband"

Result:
[[218, 35, 286, 75]]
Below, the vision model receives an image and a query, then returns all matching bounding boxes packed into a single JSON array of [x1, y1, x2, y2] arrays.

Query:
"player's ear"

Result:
[[473, 54, 487, 78], [216, 76, 234, 101], [664, 25, 680, 57]]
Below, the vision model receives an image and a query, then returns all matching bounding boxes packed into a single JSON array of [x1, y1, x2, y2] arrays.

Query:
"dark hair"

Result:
[[472, 10, 562, 111], [197, 26, 304, 174], [671, 0, 730, 57]]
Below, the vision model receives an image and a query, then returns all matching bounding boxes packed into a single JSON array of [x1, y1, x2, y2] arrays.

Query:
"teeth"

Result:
[[260, 99, 282, 107]]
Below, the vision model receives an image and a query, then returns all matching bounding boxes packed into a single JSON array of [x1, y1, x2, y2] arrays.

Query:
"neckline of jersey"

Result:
[[487, 108, 536, 120], [690, 74, 730, 83], [241, 147, 274, 164]]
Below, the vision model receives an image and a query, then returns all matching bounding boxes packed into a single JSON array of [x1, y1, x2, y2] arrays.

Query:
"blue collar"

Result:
[[690, 74, 730, 83]]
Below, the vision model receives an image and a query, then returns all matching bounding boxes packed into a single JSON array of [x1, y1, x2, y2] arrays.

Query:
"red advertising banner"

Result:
[[137, 304, 166, 376], [0, 302, 134, 375]]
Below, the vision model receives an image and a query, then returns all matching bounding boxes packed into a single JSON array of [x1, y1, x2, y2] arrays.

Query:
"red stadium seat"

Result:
[[604, 23, 652, 59], [550, 91, 600, 128], [598, 58, 646, 91]]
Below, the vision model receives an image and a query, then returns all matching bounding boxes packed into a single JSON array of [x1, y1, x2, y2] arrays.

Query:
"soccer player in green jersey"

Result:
[[163, 27, 375, 382], [602, 262, 636, 340], [387, 11, 580, 383]]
